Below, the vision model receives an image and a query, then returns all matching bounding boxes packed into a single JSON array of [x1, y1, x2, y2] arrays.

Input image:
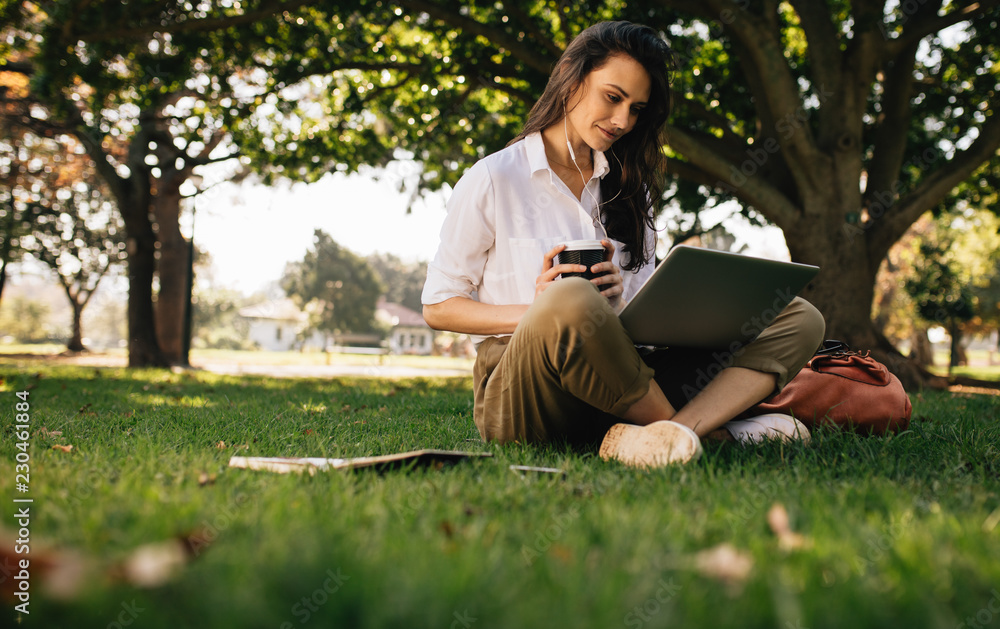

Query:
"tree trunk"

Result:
[[784, 195, 938, 391], [0, 206, 14, 309], [909, 327, 934, 367], [949, 323, 965, 370], [0, 259, 7, 310], [120, 195, 169, 368], [67, 302, 85, 352], [152, 178, 190, 366]]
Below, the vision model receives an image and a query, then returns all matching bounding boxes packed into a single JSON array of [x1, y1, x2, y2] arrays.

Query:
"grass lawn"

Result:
[[1, 361, 999, 629]]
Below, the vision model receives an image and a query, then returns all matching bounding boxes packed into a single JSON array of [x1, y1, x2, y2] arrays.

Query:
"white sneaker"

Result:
[[599, 421, 703, 468], [724, 413, 811, 445]]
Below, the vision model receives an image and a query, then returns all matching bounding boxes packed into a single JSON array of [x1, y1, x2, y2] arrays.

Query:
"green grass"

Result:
[[0, 343, 476, 371], [1, 362, 999, 629]]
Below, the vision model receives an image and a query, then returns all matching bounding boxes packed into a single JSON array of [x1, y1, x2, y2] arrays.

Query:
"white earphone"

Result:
[[563, 110, 621, 229]]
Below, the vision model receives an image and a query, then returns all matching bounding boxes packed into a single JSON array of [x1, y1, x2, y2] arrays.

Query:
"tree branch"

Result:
[[864, 18, 926, 199], [59, 99, 128, 204], [71, 0, 316, 43], [394, 0, 557, 74], [0, 60, 35, 75], [665, 157, 730, 191], [788, 0, 843, 109], [710, 0, 823, 192], [672, 96, 744, 148], [887, 0, 999, 54], [870, 105, 1000, 261], [501, 1, 564, 59], [666, 124, 802, 231]]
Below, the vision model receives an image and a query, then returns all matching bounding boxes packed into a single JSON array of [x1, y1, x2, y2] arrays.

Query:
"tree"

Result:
[[282, 230, 385, 340], [1, 1, 244, 366], [366, 252, 427, 313], [904, 238, 976, 371], [1, 72, 126, 351], [880, 207, 1000, 369], [19, 159, 126, 353], [0, 295, 51, 343], [22, 1, 1000, 387]]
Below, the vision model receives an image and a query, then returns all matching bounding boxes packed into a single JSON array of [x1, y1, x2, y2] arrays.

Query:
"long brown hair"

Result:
[[510, 21, 673, 271]]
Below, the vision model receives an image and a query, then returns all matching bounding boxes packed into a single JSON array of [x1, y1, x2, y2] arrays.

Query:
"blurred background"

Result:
[[2, 0, 998, 384]]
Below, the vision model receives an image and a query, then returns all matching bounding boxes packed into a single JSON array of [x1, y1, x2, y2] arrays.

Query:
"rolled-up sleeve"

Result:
[[422, 161, 496, 306]]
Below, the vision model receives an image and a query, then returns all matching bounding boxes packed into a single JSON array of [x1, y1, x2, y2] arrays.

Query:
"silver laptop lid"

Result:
[[619, 245, 819, 349]]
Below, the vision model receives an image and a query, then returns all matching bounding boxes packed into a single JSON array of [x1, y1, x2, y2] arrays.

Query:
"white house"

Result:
[[238, 299, 325, 352], [238, 297, 435, 354], [376, 298, 435, 355]]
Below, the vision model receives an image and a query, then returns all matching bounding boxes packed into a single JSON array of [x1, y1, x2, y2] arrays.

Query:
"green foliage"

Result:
[[904, 239, 976, 326], [0, 295, 52, 341], [0, 363, 999, 628], [282, 230, 385, 336], [20, 162, 126, 299], [191, 286, 254, 351], [366, 252, 426, 313]]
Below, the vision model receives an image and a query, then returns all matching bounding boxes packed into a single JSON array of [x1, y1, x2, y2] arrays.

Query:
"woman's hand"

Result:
[[534, 241, 624, 310], [592, 239, 624, 310], [534, 244, 587, 300]]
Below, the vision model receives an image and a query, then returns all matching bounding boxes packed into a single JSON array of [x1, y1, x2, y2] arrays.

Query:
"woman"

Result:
[[422, 21, 825, 467]]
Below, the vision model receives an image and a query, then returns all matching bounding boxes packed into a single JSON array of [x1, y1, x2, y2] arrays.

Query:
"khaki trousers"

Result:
[[473, 277, 826, 445]]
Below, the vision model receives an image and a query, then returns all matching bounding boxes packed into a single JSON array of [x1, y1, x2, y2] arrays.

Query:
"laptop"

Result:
[[619, 245, 819, 349]]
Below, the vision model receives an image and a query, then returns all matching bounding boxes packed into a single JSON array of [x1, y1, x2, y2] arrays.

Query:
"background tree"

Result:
[[1, 69, 126, 352], [366, 252, 427, 313], [0, 61, 45, 307], [877, 207, 1000, 367], [0, 295, 51, 343], [282, 230, 385, 341], [1, 1, 247, 366], [969, 271, 1000, 355], [905, 237, 976, 371], [11, 0, 1000, 388], [19, 162, 126, 353], [190, 249, 254, 350]]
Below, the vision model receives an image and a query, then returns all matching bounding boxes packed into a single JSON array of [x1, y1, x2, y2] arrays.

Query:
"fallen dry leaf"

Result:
[[691, 543, 753, 586], [0, 530, 90, 602], [37, 428, 63, 438], [117, 539, 192, 588], [767, 503, 809, 551], [215, 441, 227, 449], [51, 444, 74, 453], [197, 472, 217, 487]]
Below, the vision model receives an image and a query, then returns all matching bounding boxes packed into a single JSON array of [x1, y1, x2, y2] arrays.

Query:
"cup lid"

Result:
[[560, 239, 604, 251]]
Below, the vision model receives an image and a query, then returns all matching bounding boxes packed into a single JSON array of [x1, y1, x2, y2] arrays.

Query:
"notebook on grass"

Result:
[[619, 245, 819, 349]]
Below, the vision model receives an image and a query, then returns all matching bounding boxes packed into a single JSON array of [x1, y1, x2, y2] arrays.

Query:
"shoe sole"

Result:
[[599, 421, 703, 468], [726, 414, 811, 444]]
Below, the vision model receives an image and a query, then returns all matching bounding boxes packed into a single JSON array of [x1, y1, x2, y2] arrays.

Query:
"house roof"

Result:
[[238, 298, 307, 322], [376, 298, 428, 328]]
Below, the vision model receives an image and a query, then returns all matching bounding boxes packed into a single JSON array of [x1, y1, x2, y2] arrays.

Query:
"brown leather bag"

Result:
[[749, 341, 912, 435]]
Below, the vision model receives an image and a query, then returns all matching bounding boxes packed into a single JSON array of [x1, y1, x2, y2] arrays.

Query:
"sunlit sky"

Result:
[[190, 165, 451, 292], [192, 162, 789, 294]]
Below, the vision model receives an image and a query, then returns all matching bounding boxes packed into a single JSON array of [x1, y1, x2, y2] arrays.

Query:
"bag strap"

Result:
[[814, 339, 872, 360], [816, 339, 851, 356]]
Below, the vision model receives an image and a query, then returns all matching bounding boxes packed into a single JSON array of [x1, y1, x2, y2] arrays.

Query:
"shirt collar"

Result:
[[525, 132, 611, 180]]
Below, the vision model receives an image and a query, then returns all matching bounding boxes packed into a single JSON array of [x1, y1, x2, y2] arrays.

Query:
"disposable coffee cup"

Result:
[[557, 239, 606, 280]]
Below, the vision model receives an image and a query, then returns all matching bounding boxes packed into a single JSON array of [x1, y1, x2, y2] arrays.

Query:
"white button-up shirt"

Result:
[[422, 132, 655, 342]]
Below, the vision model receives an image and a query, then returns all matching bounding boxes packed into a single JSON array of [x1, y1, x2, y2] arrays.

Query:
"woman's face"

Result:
[[565, 53, 652, 153]]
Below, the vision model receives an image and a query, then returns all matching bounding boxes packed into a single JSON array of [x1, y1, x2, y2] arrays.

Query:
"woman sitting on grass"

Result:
[[421, 20, 825, 467]]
